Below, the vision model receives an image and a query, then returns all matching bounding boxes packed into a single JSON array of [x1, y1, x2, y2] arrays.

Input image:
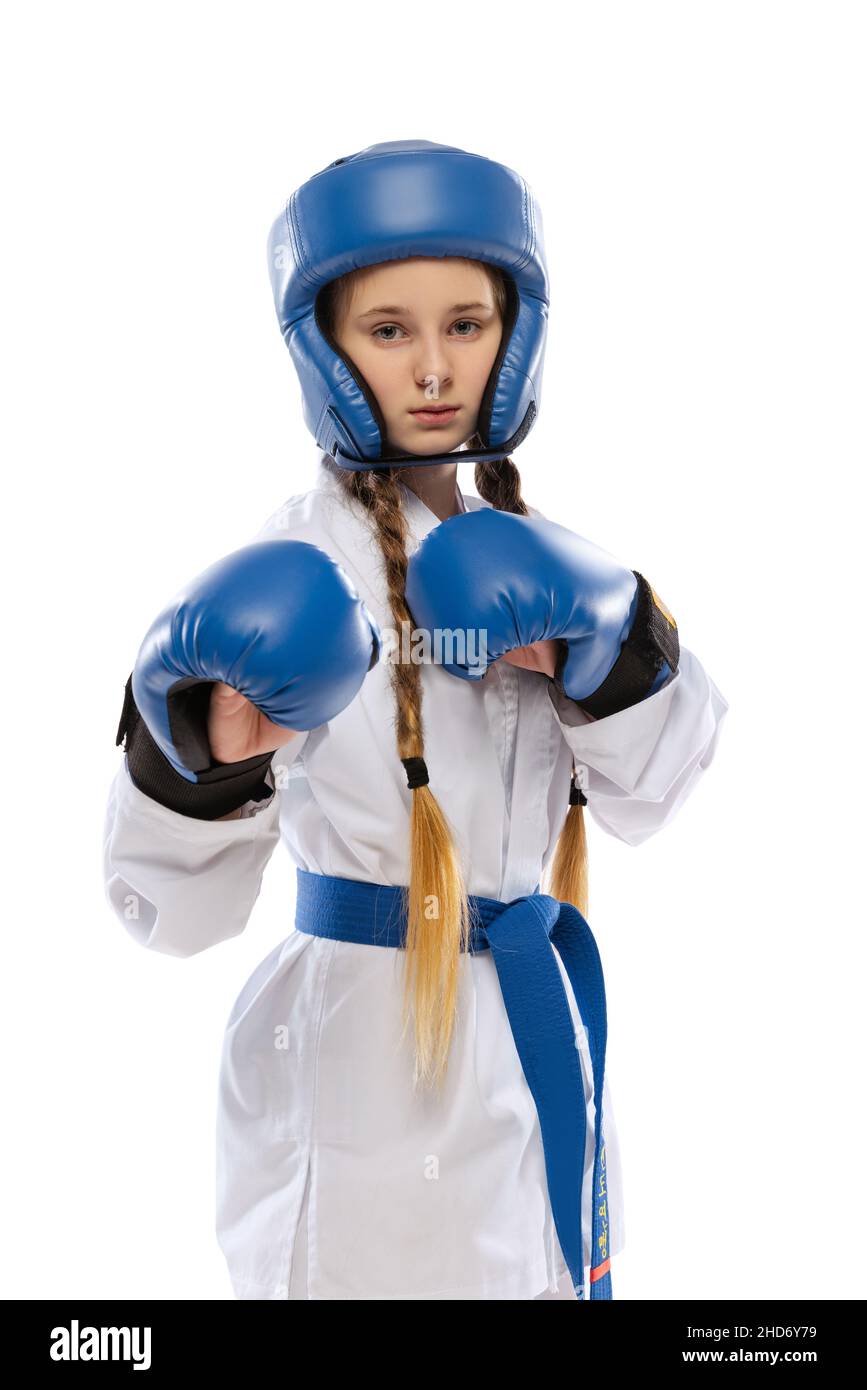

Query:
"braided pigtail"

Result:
[[325, 462, 471, 1093]]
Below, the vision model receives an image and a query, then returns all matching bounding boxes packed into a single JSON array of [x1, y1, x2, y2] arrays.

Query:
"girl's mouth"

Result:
[[410, 407, 460, 426]]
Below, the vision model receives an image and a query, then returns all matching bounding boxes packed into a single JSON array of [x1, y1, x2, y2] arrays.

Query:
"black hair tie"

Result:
[[569, 780, 588, 807], [401, 756, 429, 790]]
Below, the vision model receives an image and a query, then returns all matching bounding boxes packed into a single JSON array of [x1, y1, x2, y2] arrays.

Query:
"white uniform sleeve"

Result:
[[102, 735, 308, 957], [548, 644, 729, 847]]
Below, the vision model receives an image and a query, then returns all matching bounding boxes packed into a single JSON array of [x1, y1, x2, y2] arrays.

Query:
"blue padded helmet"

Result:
[[266, 140, 549, 471]]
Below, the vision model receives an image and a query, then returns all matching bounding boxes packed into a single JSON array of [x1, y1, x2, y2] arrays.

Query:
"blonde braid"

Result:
[[332, 463, 472, 1093]]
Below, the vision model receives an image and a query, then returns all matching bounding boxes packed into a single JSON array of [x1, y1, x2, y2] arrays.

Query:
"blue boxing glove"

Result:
[[116, 539, 381, 819], [405, 509, 678, 719]]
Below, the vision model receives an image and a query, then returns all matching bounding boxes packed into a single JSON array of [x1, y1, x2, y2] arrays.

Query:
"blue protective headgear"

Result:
[[266, 140, 549, 471]]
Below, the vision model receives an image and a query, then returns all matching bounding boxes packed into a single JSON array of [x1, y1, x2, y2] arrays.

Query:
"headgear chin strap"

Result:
[[266, 140, 550, 471]]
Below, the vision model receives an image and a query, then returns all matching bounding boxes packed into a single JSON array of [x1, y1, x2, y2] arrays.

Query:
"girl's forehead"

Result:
[[343, 256, 495, 307]]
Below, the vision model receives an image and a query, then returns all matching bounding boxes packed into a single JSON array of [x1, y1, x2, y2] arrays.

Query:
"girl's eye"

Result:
[[372, 324, 407, 342], [452, 320, 481, 336]]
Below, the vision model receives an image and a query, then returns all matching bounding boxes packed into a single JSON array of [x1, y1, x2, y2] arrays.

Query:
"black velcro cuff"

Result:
[[553, 572, 680, 721], [115, 674, 277, 821]]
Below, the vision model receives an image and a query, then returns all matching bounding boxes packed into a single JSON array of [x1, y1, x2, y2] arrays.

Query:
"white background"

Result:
[[2, 0, 864, 1300]]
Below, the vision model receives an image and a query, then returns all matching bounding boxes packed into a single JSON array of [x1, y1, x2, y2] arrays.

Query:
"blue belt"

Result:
[[293, 868, 613, 1300]]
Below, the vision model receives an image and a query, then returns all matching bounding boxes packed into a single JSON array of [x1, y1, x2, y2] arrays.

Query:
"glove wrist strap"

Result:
[[554, 572, 680, 720], [115, 675, 276, 821]]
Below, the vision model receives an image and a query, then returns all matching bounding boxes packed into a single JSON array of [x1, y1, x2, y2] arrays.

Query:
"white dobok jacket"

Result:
[[103, 459, 729, 1300]]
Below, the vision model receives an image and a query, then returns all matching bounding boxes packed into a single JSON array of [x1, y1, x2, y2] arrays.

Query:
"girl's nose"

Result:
[[413, 340, 453, 390]]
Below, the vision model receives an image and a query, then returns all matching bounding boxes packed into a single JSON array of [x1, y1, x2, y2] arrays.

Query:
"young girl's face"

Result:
[[332, 257, 503, 458]]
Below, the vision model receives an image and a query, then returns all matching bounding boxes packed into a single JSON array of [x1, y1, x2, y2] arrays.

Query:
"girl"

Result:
[[104, 140, 729, 1301]]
